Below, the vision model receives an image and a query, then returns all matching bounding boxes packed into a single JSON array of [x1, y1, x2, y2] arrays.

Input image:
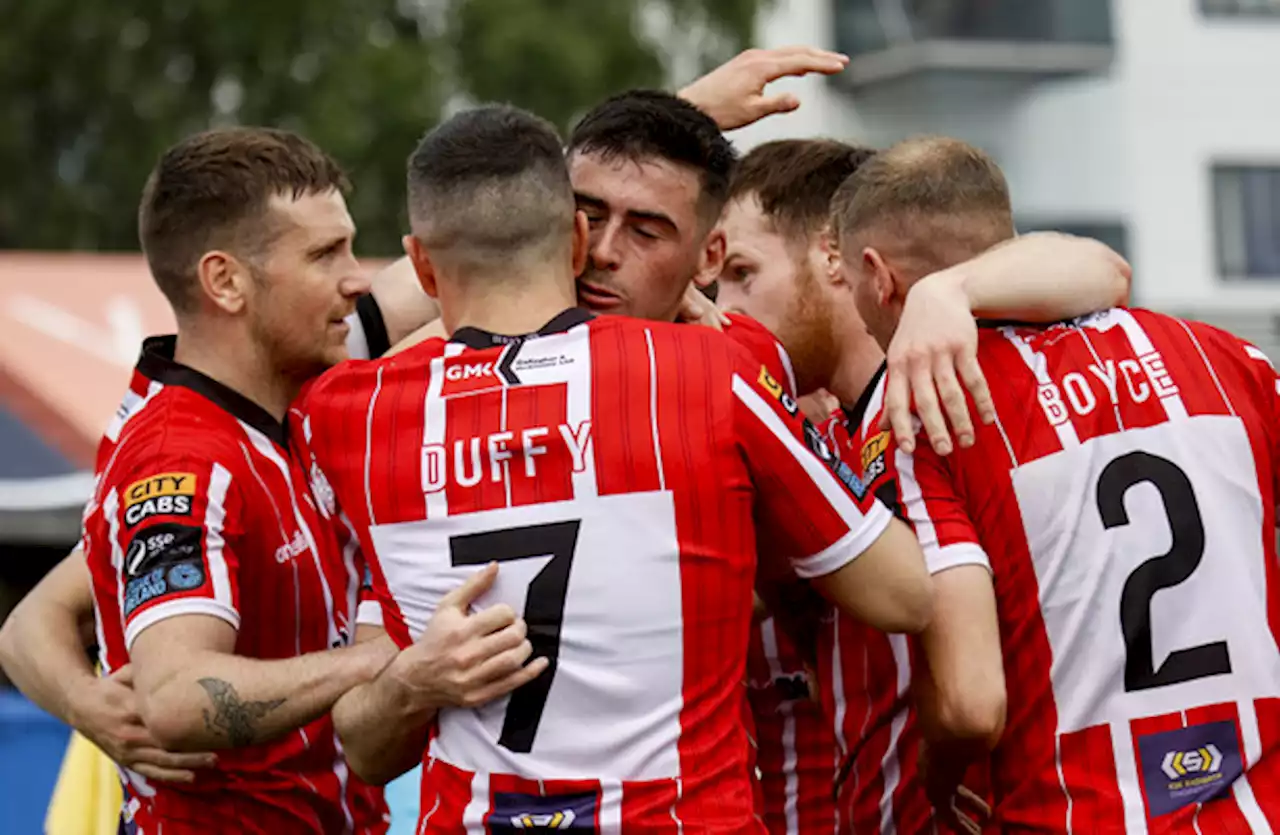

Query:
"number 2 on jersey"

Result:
[[450, 521, 580, 753], [1096, 451, 1233, 692]]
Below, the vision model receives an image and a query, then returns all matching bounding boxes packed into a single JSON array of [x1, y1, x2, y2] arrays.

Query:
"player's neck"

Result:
[[172, 324, 298, 423], [443, 268, 578, 338], [828, 328, 886, 409]]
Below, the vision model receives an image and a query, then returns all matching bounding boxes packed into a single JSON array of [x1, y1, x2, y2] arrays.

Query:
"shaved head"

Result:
[[407, 105, 575, 280]]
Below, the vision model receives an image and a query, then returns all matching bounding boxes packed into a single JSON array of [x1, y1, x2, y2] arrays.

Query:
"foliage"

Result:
[[0, 0, 761, 256]]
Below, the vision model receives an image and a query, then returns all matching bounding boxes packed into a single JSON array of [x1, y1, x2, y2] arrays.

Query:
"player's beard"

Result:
[[776, 261, 837, 398], [246, 264, 335, 388]]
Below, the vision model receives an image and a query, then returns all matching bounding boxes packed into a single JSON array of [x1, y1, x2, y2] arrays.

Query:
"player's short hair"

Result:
[[832, 136, 1015, 269], [567, 90, 737, 226], [138, 127, 350, 315], [728, 139, 877, 240], [407, 104, 574, 277]]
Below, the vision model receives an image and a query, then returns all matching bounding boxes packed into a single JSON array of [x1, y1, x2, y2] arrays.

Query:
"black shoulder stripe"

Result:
[[357, 294, 392, 359]]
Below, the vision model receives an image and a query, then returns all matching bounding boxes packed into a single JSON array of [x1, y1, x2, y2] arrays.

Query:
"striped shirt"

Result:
[[296, 309, 890, 834]]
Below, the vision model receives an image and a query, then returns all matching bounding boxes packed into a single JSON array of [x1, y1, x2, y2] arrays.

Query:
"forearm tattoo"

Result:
[[198, 678, 286, 747]]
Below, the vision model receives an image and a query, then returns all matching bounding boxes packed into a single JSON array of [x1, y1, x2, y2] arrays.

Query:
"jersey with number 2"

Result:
[[296, 309, 890, 834], [900, 308, 1280, 833]]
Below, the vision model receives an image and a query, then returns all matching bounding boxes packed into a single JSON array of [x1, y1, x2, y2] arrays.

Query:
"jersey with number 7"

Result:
[[295, 309, 892, 834], [901, 308, 1280, 833]]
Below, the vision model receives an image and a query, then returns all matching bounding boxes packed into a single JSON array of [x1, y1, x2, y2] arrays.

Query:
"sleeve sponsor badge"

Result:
[[122, 522, 206, 616], [860, 431, 891, 486], [123, 472, 196, 527], [758, 365, 798, 416], [803, 420, 867, 500]]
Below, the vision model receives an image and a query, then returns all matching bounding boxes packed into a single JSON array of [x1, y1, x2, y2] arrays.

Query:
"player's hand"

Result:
[[919, 740, 991, 835], [880, 271, 996, 456], [68, 665, 217, 783], [677, 284, 730, 331], [678, 46, 849, 130], [388, 563, 549, 711], [798, 389, 840, 423]]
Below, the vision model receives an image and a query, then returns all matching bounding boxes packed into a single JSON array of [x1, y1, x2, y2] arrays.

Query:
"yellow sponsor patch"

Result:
[[861, 431, 890, 471], [758, 365, 783, 399], [125, 472, 197, 506]]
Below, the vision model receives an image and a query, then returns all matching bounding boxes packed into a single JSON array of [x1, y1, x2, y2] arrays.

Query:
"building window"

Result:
[[1202, 0, 1280, 15], [1214, 166, 1280, 279]]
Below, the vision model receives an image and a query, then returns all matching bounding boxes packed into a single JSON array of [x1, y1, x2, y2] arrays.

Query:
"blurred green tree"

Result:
[[0, 0, 760, 257]]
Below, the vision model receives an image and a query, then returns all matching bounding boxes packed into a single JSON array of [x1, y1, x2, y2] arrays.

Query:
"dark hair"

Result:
[[729, 139, 877, 238], [832, 136, 1014, 264], [407, 104, 573, 272], [568, 90, 737, 223], [138, 127, 350, 314]]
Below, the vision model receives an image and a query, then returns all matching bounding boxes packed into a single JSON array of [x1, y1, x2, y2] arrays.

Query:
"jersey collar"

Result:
[[136, 335, 289, 449], [450, 308, 594, 350], [844, 360, 888, 429]]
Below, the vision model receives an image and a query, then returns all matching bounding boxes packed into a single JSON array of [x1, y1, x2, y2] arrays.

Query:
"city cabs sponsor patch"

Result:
[[860, 431, 891, 487], [758, 366, 799, 417], [123, 472, 196, 527], [1137, 720, 1242, 818]]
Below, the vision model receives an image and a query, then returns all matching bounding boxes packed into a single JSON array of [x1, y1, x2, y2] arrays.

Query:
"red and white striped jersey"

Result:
[[83, 337, 384, 834], [812, 369, 936, 835], [725, 313, 839, 835], [747, 615, 840, 835], [900, 308, 1280, 833], [296, 309, 891, 834], [815, 368, 995, 835]]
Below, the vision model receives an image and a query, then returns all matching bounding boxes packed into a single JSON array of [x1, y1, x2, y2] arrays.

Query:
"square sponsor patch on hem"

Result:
[[490, 789, 599, 832], [1137, 720, 1242, 819]]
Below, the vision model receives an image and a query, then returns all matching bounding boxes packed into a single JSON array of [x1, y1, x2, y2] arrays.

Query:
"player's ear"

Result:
[[402, 234, 439, 299], [694, 226, 727, 289], [196, 250, 250, 315], [818, 225, 844, 287], [571, 210, 590, 278], [862, 247, 895, 306]]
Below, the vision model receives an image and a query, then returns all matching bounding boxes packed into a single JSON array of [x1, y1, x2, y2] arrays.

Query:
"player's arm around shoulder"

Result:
[[729, 346, 933, 634], [0, 548, 97, 721], [0, 547, 217, 781], [113, 440, 390, 753], [333, 565, 548, 785]]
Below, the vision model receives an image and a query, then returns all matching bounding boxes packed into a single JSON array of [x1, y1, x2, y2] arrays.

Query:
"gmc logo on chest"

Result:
[[446, 362, 494, 381]]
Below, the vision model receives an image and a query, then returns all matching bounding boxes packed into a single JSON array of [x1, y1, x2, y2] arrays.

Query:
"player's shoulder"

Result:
[[101, 390, 244, 502], [113, 384, 240, 460], [722, 311, 776, 346], [593, 313, 739, 354], [1090, 307, 1269, 372], [723, 313, 796, 394], [301, 337, 450, 409]]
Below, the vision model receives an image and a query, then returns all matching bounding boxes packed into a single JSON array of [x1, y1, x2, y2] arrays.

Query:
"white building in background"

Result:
[[733, 0, 1280, 352]]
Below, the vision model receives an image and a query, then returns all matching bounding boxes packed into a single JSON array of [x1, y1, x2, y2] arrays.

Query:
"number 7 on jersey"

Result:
[[450, 521, 581, 753]]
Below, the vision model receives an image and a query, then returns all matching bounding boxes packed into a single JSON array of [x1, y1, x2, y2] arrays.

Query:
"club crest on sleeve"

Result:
[[757, 366, 798, 416], [123, 472, 196, 527]]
